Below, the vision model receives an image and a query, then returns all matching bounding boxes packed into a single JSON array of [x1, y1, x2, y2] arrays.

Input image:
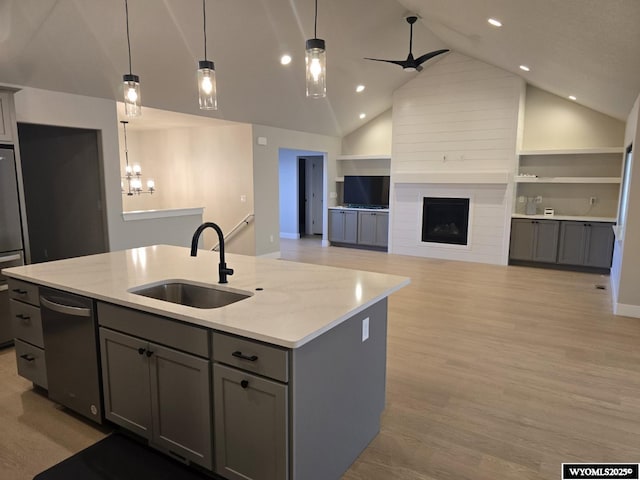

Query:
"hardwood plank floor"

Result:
[[1, 238, 638, 479]]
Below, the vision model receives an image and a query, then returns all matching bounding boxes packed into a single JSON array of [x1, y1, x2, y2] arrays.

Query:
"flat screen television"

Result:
[[343, 175, 390, 208]]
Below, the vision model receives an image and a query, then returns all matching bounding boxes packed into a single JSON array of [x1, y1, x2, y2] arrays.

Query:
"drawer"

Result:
[[15, 339, 48, 389], [8, 279, 40, 306], [213, 332, 289, 383], [10, 300, 43, 348], [97, 302, 210, 359]]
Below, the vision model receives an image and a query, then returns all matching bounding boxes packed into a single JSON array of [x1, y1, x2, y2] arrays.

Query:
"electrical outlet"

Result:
[[589, 196, 597, 205], [362, 317, 369, 342], [240, 194, 247, 203], [535, 196, 543, 204], [518, 196, 526, 203]]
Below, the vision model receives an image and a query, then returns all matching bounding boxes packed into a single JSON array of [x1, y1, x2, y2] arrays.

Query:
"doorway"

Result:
[[17, 123, 108, 263], [301, 155, 323, 236]]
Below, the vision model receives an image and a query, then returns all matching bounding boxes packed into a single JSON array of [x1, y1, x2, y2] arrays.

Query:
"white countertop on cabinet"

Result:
[[2, 245, 409, 348], [512, 214, 616, 222], [329, 206, 390, 213]]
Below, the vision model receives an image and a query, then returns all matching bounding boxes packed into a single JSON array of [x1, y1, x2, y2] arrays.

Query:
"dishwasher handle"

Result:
[[40, 296, 92, 317]]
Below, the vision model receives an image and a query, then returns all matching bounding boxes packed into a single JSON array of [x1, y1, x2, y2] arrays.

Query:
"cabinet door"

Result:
[[375, 212, 389, 247], [343, 211, 358, 244], [532, 220, 559, 263], [213, 363, 288, 480], [557, 222, 587, 265], [584, 223, 614, 268], [149, 343, 212, 470], [328, 211, 344, 242], [357, 212, 376, 245], [100, 328, 152, 439], [509, 219, 535, 260]]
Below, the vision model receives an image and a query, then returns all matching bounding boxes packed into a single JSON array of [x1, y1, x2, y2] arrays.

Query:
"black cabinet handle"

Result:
[[20, 354, 35, 362], [12, 289, 27, 295], [240, 380, 249, 389], [232, 351, 258, 362], [145, 350, 154, 357], [138, 347, 146, 355], [16, 314, 31, 321]]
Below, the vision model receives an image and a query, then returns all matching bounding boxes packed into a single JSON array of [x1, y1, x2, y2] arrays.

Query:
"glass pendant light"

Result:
[[122, 0, 141, 117], [197, 0, 217, 110], [305, 0, 326, 98]]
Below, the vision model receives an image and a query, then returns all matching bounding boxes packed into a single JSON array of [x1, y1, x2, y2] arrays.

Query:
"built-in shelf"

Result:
[[512, 213, 617, 222], [514, 176, 621, 184], [518, 147, 623, 156], [336, 154, 391, 161]]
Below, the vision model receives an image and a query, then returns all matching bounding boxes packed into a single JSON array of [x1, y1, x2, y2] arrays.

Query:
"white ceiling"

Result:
[[1, 0, 638, 136]]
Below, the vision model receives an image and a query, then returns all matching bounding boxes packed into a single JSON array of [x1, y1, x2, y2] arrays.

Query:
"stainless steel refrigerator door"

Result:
[[0, 285, 12, 346], [0, 148, 24, 252]]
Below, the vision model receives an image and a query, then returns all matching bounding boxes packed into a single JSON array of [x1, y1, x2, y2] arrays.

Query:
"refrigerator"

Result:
[[0, 146, 25, 347]]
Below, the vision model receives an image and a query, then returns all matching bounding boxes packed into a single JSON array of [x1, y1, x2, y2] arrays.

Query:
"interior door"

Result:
[[17, 123, 108, 263], [306, 156, 323, 235]]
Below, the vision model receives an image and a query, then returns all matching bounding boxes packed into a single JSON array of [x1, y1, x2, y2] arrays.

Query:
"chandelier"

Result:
[[120, 120, 155, 196]]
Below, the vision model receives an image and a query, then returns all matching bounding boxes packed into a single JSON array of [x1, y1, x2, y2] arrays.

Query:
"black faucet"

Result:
[[190, 222, 234, 284]]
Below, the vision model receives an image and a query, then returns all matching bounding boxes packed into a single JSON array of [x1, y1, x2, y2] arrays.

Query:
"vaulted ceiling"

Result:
[[1, 0, 638, 137]]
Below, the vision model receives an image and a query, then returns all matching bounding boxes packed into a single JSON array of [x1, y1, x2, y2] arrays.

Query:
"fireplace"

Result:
[[421, 197, 470, 245]]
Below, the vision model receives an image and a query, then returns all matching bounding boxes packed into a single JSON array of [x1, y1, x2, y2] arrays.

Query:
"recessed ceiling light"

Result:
[[519, 65, 530, 72], [356, 85, 365, 93], [359, 113, 366, 119], [568, 95, 577, 101], [488, 18, 502, 27], [280, 54, 292, 65]]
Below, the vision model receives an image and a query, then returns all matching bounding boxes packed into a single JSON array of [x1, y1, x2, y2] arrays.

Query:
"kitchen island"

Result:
[[2, 245, 409, 480]]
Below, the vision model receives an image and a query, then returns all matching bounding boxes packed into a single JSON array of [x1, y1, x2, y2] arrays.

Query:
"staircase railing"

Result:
[[211, 213, 255, 251]]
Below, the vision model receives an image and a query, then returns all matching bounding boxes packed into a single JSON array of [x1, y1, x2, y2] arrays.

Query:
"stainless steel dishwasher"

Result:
[[40, 287, 103, 424]]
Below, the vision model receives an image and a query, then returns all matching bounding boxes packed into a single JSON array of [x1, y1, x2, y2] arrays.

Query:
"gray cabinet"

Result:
[[328, 209, 357, 244], [509, 219, 559, 263], [212, 332, 289, 480], [100, 324, 212, 470], [213, 363, 288, 480], [558, 221, 614, 268], [358, 212, 389, 247], [8, 279, 47, 388]]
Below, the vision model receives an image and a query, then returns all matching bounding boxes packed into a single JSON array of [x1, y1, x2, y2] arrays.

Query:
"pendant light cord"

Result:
[[203, 0, 208, 60], [125, 0, 132, 74], [314, 0, 318, 38]]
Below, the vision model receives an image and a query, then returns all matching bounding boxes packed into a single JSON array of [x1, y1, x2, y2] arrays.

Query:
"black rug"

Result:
[[34, 433, 213, 480]]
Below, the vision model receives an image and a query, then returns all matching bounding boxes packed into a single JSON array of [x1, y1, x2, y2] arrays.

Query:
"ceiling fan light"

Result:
[[403, 66, 417, 72], [197, 60, 218, 110], [122, 73, 141, 117], [305, 38, 326, 98]]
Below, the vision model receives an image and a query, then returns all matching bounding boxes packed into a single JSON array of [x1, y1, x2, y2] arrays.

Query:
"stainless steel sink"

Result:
[[129, 281, 252, 309]]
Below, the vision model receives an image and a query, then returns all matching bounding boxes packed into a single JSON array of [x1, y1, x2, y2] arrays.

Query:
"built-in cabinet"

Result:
[[557, 221, 614, 268], [509, 218, 614, 270], [358, 211, 389, 248], [328, 209, 358, 244], [98, 303, 213, 470], [8, 279, 47, 389], [212, 332, 289, 480], [329, 208, 388, 249]]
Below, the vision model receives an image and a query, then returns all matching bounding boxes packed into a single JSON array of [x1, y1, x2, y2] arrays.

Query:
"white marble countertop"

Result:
[[329, 206, 390, 212], [512, 213, 617, 222], [2, 245, 409, 348]]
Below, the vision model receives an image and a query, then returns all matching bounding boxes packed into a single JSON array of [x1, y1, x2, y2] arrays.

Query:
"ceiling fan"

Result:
[[365, 16, 449, 72]]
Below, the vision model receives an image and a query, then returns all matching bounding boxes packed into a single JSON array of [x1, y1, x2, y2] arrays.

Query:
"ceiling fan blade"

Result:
[[414, 49, 450, 66], [364, 58, 410, 68]]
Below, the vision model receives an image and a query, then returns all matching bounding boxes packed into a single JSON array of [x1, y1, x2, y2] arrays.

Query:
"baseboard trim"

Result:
[[614, 302, 640, 318], [280, 233, 301, 240]]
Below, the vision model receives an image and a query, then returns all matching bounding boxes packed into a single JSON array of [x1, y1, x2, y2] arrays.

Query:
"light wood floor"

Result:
[[1, 238, 639, 479]]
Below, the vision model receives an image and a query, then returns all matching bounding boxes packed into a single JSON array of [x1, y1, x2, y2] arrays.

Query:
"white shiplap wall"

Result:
[[390, 53, 524, 264]]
